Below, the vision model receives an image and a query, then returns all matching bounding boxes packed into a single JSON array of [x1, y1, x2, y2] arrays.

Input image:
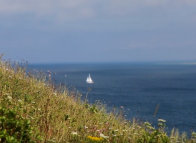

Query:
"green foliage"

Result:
[[0, 104, 34, 143], [90, 104, 98, 113]]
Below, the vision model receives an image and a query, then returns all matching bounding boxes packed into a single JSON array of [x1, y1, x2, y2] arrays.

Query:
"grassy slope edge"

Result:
[[0, 57, 195, 143]]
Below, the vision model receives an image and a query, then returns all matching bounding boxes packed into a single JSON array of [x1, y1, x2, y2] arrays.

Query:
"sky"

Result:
[[0, 0, 196, 63]]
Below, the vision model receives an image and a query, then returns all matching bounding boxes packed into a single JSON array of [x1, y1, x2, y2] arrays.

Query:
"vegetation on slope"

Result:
[[0, 55, 195, 143]]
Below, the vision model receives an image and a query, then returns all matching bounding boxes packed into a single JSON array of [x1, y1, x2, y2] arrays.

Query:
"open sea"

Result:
[[28, 63, 196, 135]]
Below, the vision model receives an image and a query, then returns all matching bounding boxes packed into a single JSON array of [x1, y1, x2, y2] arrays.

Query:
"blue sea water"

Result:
[[28, 63, 196, 135]]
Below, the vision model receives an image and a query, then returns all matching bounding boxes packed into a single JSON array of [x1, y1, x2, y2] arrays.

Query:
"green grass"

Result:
[[0, 55, 196, 143]]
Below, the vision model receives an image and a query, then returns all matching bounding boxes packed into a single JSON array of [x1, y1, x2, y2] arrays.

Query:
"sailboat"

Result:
[[86, 74, 93, 83]]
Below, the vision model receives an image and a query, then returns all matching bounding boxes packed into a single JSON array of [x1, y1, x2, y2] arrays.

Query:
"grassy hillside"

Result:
[[0, 56, 195, 143]]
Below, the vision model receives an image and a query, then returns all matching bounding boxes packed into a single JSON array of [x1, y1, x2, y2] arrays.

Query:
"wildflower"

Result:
[[158, 119, 166, 123], [7, 96, 12, 100], [18, 99, 23, 103], [192, 132, 196, 136], [105, 122, 108, 125], [144, 122, 151, 126], [120, 106, 123, 109], [54, 93, 57, 95], [122, 130, 127, 132], [6, 68, 9, 71], [100, 133, 109, 139], [9, 76, 12, 78], [112, 134, 116, 137], [68, 127, 71, 129], [71, 131, 78, 135], [114, 129, 119, 132], [85, 126, 88, 129], [87, 136, 103, 141]]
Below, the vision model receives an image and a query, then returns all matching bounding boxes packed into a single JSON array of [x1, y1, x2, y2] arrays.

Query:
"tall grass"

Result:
[[0, 55, 195, 143]]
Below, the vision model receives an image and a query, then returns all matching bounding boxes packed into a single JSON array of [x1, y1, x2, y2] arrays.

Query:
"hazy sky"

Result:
[[0, 0, 196, 63]]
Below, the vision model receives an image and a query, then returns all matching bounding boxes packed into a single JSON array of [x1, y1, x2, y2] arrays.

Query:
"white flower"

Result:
[[71, 131, 78, 135], [100, 133, 109, 139], [112, 134, 116, 137], [84, 126, 88, 129], [158, 119, 166, 123], [18, 99, 23, 103], [114, 129, 119, 132], [7, 96, 12, 100]]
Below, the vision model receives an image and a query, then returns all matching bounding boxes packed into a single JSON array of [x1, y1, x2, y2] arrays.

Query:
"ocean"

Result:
[[28, 63, 196, 135]]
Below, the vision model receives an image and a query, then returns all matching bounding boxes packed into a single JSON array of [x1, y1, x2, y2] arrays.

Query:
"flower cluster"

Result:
[[87, 136, 103, 142]]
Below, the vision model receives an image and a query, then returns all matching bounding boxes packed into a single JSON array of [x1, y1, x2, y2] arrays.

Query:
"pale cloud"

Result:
[[0, 0, 196, 21], [0, 0, 94, 20]]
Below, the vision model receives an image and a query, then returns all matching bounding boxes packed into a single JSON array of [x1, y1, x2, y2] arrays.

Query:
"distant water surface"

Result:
[[28, 63, 196, 135]]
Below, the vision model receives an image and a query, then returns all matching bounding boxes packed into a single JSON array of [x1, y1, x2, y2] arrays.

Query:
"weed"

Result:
[[0, 55, 195, 143]]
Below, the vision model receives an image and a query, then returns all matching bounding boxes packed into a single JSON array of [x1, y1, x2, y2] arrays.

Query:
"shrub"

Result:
[[0, 101, 34, 143]]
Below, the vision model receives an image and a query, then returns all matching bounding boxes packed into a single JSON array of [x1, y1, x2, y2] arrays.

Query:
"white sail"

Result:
[[86, 74, 93, 83]]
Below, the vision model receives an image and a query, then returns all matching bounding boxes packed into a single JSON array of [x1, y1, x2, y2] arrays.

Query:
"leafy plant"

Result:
[[0, 103, 34, 142]]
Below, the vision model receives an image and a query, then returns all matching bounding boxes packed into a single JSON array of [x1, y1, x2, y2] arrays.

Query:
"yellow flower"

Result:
[[87, 136, 103, 142]]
